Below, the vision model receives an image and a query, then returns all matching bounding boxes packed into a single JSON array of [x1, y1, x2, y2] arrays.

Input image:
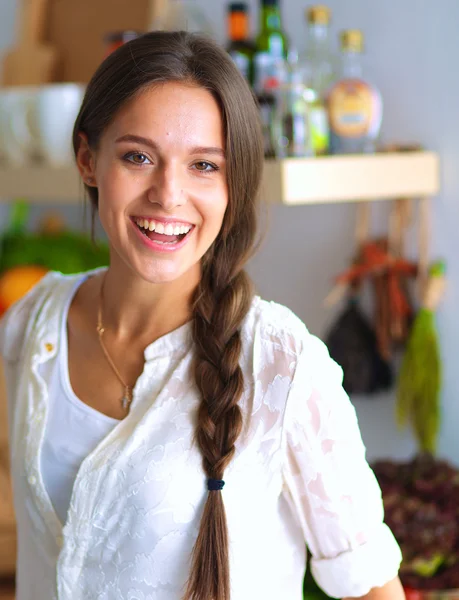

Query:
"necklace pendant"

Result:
[[122, 387, 132, 410]]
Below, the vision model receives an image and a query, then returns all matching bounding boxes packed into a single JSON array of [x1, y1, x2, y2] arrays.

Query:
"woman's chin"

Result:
[[130, 260, 200, 287]]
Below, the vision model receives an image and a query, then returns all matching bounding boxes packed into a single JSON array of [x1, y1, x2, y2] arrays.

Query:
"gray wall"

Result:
[[1, 0, 458, 464]]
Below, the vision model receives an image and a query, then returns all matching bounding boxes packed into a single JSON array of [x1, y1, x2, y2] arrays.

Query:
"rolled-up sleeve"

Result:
[[281, 329, 402, 599]]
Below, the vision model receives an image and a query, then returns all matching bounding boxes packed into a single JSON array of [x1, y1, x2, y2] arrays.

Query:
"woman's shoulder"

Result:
[[0, 269, 97, 363], [244, 295, 310, 359], [245, 296, 343, 378]]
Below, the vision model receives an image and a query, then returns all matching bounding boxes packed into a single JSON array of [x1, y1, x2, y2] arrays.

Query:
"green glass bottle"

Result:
[[254, 0, 289, 157], [255, 0, 288, 60]]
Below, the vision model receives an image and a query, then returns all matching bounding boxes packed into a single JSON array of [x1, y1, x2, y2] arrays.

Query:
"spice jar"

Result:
[[104, 31, 142, 58]]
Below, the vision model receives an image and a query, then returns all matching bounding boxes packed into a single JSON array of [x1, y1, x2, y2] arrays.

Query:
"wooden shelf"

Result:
[[263, 151, 440, 205], [0, 151, 440, 205], [0, 166, 84, 204]]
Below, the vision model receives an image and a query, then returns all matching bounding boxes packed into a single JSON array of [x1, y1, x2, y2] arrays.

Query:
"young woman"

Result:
[[0, 32, 405, 600]]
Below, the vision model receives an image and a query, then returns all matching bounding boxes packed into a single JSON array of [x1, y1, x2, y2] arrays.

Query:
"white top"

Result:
[[41, 277, 120, 525], [0, 269, 402, 600]]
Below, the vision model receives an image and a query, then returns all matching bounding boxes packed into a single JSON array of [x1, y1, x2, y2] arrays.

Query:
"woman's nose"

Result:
[[147, 165, 185, 210]]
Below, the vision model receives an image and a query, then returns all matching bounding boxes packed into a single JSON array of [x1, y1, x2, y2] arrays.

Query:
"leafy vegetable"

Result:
[[373, 454, 459, 591]]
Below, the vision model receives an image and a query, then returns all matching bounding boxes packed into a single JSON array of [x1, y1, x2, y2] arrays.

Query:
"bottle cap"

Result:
[[229, 2, 248, 12], [261, 0, 280, 6], [341, 29, 364, 53], [307, 5, 331, 25]]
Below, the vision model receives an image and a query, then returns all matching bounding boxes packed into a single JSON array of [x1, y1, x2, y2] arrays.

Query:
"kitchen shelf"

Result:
[[0, 151, 440, 205], [263, 151, 440, 205]]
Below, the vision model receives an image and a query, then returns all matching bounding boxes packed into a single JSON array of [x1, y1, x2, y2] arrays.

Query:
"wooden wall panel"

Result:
[[0, 364, 7, 447], [0, 362, 16, 577], [46, 0, 163, 83]]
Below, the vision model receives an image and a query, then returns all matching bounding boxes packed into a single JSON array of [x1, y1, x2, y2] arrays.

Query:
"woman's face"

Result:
[[83, 82, 228, 284]]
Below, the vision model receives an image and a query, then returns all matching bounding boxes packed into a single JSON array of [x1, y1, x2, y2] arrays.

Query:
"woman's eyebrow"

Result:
[[115, 134, 159, 149], [115, 134, 225, 158], [189, 146, 226, 158]]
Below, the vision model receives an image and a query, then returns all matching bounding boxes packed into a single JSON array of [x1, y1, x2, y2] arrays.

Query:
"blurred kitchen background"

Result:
[[0, 0, 455, 462], [1, 0, 459, 598]]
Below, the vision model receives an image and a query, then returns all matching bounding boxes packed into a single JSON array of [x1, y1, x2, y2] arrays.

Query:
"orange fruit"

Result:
[[0, 265, 49, 311]]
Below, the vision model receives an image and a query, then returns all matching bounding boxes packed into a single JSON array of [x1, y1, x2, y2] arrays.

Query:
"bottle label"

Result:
[[327, 79, 380, 139]]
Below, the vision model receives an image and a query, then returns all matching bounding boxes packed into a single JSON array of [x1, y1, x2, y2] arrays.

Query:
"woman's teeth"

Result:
[[134, 218, 192, 236]]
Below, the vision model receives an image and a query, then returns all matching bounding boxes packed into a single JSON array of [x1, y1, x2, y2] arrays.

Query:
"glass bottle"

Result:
[[271, 64, 314, 159], [327, 30, 383, 154], [299, 5, 335, 155], [253, 53, 278, 158], [226, 3, 256, 85], [255, 0, 289, 61], [254, 0, 289, 158]]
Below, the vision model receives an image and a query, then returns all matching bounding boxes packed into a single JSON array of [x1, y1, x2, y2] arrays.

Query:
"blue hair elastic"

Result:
[[207, 479, 225, 492]]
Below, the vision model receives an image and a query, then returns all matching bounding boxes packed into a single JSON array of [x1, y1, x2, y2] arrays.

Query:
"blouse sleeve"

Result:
[[0, 272, 56, 364], [281, 328, 402, 599]]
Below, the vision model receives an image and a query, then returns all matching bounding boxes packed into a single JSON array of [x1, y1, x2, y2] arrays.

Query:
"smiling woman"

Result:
[[77, 80, 230, 284], [0, 31, 404, 600]]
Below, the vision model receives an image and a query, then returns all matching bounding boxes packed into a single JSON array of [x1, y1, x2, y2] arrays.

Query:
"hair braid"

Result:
[[184, 257, 254, 600]]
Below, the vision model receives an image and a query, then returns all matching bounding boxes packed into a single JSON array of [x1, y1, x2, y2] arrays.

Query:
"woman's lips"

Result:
[[131, 218, 194, 253]]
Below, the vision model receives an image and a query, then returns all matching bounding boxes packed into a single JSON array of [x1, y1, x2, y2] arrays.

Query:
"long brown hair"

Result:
[[72, 31, 264, 600]]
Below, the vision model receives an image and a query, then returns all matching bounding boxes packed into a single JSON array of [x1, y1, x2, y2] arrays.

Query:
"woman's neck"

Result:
[[98, 261, 199, 347]]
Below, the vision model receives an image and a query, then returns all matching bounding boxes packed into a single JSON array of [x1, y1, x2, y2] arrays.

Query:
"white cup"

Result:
[[35, 83, 86, 167], [0, 86, 40, 166]]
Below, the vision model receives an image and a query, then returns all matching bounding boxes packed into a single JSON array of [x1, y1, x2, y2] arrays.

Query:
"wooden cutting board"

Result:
[[2, 0, 59, 86]]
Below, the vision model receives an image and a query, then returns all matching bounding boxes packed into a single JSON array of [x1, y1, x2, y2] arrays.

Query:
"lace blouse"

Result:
[[0, 270, 402, 600]]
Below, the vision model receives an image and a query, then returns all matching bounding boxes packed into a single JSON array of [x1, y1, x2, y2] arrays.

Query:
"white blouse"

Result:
[[0, 269, 402, 600], [41, 276, 120, 525]]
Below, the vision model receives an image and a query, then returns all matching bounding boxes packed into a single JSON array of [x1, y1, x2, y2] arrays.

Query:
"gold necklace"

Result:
[[96, 276, 133, 410]]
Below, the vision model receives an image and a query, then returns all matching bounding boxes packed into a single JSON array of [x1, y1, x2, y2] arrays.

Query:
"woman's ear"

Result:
[[75, 132, 97, 187]]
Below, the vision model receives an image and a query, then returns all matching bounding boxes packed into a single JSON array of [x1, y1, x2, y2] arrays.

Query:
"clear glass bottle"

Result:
[[327, 30, 383, 154], [226, 3, 256, 85], [271, 65, 314, 159], [299, 5, 334, 155], [253, 52, 281, 158]]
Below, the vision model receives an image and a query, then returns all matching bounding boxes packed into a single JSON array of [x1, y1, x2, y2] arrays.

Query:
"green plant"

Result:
[[303, 555, 332, 599], [0, 201, 109, 274]]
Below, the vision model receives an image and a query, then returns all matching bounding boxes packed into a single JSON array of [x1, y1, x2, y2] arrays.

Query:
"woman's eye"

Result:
[[193, 161, 218, 173], [124, 152, 151, 165]]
